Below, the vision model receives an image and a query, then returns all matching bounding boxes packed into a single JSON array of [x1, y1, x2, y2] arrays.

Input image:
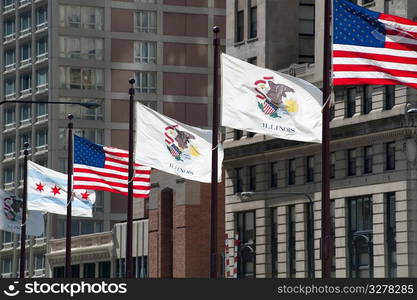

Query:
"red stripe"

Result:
[[380, 13, 417, 26], [104, 149, 129, 158], [73, 185, 149, 198], [334, 78, 417, 89], [73, 177, 150, 189], [105, 157, 149, 170], [333, 64, 417, 78], [74, 167, 151, 182], [385, 41, 417, 52], [333, 50, 417, 65], [386, 29, 417, 40]]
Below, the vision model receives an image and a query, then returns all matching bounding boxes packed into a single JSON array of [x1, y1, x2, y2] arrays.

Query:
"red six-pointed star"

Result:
[[51, 185, 61, 196], [35, 182, 45, 192], [81, 191, 90, 200]]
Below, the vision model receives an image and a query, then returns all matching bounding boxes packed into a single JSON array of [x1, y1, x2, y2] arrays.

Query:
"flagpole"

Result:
[[19, 142, 30, 278], [126, 78, 136, 278], [321, 0, 333, 279], [65, 114, 74, 278], [210, 26, 220, 278]]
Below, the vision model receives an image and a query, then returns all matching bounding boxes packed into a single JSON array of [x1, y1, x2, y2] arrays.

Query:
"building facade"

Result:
[[224, 0, 417, 278], [0, 0, 225, 278]]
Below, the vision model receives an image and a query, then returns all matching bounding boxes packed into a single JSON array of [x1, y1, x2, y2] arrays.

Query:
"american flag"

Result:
[[333, 0, 417, 88], [73, 135, 151, 198], [263, 99, 278, 114]]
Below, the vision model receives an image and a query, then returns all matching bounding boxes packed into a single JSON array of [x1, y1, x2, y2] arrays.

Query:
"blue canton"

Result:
[[334, 0, 386, 47], [74, 135, 105, 168]]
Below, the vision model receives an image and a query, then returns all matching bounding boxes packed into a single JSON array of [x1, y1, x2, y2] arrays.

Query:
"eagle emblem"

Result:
[[3, 195, 22, 222], [254, 76, 299, 118], [165, 125, 200, 162]]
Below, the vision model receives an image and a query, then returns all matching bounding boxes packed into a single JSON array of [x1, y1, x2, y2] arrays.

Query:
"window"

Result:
[[347, 149, 356, 176], [3, 231, 12, 244], [5, 79, 16, 97], [233, 129, 242, 140], [93, 191, 104, 212], [347, 88, 356, 117], [270, 162, 278, 188], [20, 13, 31, 33], [4, 49, 15, 68], [20, 73, 32, 93], [234, 168, 243, 194], [34, 254, 45, 270], [20, 132, 31, 152], [330, 152, 335, 179], [270, 207, 278, 278], [306, 156, 314, 182], [386, 192, 397, 277], [235, 10, 244, 42], [60, 67, 104, 90], [236, 211, 255, 278], [83, 263, 96, 278], [386, 142, 395, 170], [36, 38, 48, 57], [4, 138, 15, 155], [134, 71, 156, 93], [134, 256, 148, 278], [59, 128, 104, 149], [20, 104, 31, 122], [306, 202, 314, 278], [1, 257, 12, 274], [299, 0, 315, 63], [59, 36, 103, 60], [348, 196, 373, 278], [3, 0, 15, 10], [4, 167, 15, 184], [53, 267, 64, 278], [4, 108, 15, 126], [36, 69, 48, 89], [59, 5, 103, 30], [248, 166, 256, 191], [134, 41, 156, 64], [384, 85, 395, 110], [36, 128, 48, 147], [362, 86, 372, 114], [246, 131, 255, 138], [288, 159, 296, 185], [99, 261, 111, 278], [248, 2, 257, 39], [247, 57, 257, 65], [59, 98, 103, 120], [70, 220, 103, 236], [36, 7, 48, 26], [36, 102, 48, 118], [4, 19, 15, 37], [288, 205, 296, 278], [135, 11, 157, 33], [20, 43, 31, 63], [363, 146, 373, 174]]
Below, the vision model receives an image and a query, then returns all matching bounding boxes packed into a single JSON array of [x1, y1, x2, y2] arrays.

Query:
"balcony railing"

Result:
[[36, 52, 48, 63], [4, 122, 16, 131], [36, 114, 48, 122], [20, 88, 32, 98], [35, 144, 48, 153], [4, 33, 16, 43], [4, 63, 16, 73], [36, 83, 48, 93], [4, 152, 16, 160], [4, 182, 15, 191], [20, 58, 32, 68], [20, 118, 32, 127], [19, 27, 31, 37], [19, 0, 31, 7], [3, 3, 15, 13], [5, 93, 16, 100], [1, 273, 13, 279], [36, 22, 48, 32]]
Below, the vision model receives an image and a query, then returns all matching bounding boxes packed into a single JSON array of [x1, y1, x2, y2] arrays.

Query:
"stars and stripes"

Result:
[[263, 99, 278, 115], [333, 0, 417, 88], [73, 135, 151, 198]]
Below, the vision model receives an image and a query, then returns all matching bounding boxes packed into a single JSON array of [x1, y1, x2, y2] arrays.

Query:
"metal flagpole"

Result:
[[210, 26, 220, 278], [321, 0, 333, 279], [126, 78, 136, 278], [19, 142, 30, 278], [65, 114, 74, 278]]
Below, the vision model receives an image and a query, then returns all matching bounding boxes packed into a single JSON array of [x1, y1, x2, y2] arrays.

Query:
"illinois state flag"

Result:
[[221, 53, 322, 143], [27, 161, 96, 217], [135, 103, 223, 183]]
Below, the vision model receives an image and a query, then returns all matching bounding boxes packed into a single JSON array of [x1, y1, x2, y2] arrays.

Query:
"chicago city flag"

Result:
[[135, 103, 223, 183], [333, 0, 417, 88], [27, 161, 96, 217], [221, 53, 322, 143], [0, 189, 44, 236]]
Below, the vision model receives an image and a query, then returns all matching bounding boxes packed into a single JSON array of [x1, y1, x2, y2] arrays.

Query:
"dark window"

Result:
[[236, 211, 256, 278], [53, 266, 64, 278], [298, 1, 315, 63], [306, 202, 314, 278], [234, 168, 243, 194], [288, 205, 296, 278], [386, 142, 395, 170], [71, 265, 80, 278], [235, 10, 244, 42], [115, 259, 125, 278], [134, 256, 148, 278], [385, 85, 395, 110], [98, 261, 111, 278], [364, 146, 373, 174], [329, 104, 335, 121], [362, 86, 372, 114], [249, 5, 257, 39], [348, 196, 373, 278], [270, 207, 278, 278], [330, 152, 336, 179], [270, 162, 278, 188], [288, 159, 296, 185], [347, 88, 356, 117], [247, 57, 257, 65], [83, 263, 95, 278], [306, 156, 314, 182], [348, 149, 357, 176], [386, 192, 397, 278], [248, 166, 256, 191], [234, 129, 242, 140], [247, 131, 255, 138]]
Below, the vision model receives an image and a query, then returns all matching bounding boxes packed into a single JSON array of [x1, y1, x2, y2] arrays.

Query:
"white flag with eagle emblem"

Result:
[[135, 103, 223, 183], [221, 53, 322, 143]]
